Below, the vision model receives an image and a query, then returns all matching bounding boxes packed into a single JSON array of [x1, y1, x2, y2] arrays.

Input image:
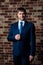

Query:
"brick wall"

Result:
[[0, 0, 43, 65]]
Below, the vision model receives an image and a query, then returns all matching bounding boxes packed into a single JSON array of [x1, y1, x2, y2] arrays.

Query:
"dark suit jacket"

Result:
[[7, 21, 36, 56]]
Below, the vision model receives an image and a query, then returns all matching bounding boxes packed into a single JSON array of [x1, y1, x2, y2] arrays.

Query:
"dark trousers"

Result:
[[13, 54, 30, 65]]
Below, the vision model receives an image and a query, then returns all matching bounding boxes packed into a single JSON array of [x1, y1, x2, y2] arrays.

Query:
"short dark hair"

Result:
[[17, 7, 26, 15]]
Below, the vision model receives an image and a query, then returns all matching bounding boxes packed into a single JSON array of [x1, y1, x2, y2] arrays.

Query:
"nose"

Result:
[[21, 14, 24, 17]]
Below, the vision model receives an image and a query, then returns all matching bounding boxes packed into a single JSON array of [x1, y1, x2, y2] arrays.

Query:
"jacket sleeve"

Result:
[[29, 23, 36, 56], [7, 24, 17, 42]]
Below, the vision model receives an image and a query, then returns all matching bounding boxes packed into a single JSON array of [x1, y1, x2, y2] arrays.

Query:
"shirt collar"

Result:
[[18, 20, 25, 26], [19, 20, 25, 23]]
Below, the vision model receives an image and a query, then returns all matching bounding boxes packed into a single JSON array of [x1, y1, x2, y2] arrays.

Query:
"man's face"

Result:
[[17, 11, 26, 21]]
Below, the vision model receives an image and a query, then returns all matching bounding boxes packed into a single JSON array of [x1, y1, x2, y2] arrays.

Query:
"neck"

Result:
[[18, 19, 26, 21]]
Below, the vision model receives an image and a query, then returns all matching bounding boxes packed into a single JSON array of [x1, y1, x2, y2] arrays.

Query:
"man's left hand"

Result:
[[29, 55, 33, 62]]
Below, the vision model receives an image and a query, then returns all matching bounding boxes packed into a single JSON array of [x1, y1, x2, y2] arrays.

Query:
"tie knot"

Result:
[[20, 22, 23, 23]]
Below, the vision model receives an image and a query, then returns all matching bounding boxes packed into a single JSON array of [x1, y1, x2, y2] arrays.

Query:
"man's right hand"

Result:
[[15, 34, 21, 40]]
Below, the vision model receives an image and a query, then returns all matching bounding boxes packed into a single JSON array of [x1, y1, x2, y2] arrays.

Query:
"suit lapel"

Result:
[[22, 21, 27, 30], [14, 22, 19, 34]]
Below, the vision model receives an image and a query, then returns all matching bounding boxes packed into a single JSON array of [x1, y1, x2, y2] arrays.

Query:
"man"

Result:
[[7, 7, 36, 65]]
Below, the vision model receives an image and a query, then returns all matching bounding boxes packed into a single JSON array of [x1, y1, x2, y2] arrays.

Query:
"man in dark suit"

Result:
[[7, 7, 36, 65]]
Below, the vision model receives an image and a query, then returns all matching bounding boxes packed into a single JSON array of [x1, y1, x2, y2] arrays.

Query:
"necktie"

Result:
[[19, 22, 23, 34]]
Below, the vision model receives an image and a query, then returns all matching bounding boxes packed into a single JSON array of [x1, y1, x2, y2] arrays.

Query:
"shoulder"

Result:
[[11, 22, 18, 25], [27, 21, 35, 27], [27, 21, 34, 25], [10, 22, 18, 27]]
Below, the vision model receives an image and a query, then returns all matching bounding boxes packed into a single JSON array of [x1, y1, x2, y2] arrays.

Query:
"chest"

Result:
[[13, 23, 30, 37]]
